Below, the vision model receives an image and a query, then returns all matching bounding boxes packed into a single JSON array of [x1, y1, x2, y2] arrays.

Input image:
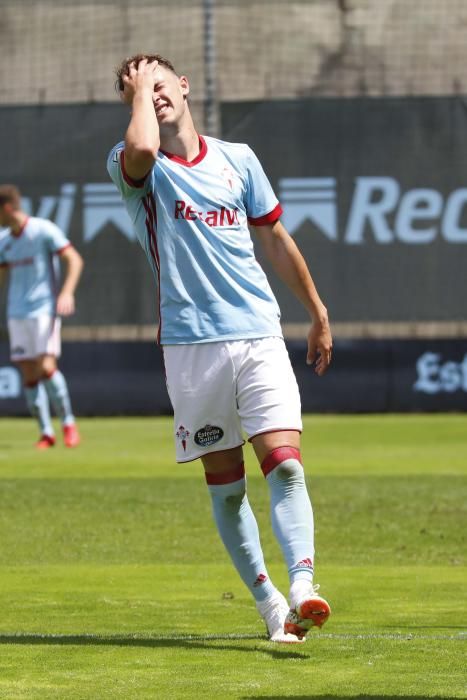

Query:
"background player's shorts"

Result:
[[163, 337, 302, 462], [8, 316, 61, 361]]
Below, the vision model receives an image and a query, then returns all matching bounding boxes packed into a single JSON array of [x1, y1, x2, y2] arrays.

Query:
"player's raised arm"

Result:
[[121, 58, 161, 181], [253, 219, 332, 375]]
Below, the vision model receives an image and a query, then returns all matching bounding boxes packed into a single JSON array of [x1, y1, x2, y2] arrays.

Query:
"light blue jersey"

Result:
[[107, 135, 284, 344], [0, 217, 70, 319]]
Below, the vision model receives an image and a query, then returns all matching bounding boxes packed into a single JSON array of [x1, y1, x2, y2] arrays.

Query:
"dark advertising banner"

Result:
[[1, 98, 467, 326], [1, 339, 466, 416], [223, 97, 467, 323], [0, 104, 157, 326]]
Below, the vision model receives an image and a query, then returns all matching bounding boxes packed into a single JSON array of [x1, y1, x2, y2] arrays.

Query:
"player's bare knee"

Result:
[[41, 354, 57, 378]]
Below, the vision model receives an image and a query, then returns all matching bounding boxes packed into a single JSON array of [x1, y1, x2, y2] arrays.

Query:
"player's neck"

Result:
[[159, 115, 201, 162], [10, 211, 28, 237]]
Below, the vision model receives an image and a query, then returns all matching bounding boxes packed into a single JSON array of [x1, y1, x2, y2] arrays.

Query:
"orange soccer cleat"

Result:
[[284, 584, 331, 639]]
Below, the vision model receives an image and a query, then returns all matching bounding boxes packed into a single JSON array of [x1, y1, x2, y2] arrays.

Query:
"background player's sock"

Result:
[[262, 446, 315, 586], [43, 369, 75, 426], [24, 381, 54, 437], [206, 462, 276, 602]]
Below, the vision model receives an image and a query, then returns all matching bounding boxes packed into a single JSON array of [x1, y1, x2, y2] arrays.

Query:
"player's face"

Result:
[[151, 67, 190, 130]]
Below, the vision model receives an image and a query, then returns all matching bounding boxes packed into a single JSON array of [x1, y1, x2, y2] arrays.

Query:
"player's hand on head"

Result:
[[121, 58, 160, 104], [56, 291, 75, 317], [306, 317, 332, 376]]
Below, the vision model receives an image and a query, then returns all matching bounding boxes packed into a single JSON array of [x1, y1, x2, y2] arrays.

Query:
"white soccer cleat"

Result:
[[256, 591, 306, 643], [284, 583, 331, 639]]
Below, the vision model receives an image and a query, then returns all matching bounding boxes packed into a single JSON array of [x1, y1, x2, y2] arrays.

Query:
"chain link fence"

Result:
[[1, 0, 467, 130]]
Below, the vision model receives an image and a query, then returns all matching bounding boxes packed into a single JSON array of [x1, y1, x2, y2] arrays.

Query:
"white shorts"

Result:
[[8, 316, 61, 361], [163, 337, 302, 462]]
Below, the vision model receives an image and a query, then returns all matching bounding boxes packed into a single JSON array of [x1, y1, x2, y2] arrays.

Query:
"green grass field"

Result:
[[0, 415, 465, 699]]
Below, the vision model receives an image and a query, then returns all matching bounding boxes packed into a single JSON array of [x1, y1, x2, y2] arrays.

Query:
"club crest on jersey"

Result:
[[220, 166, 235, 191], [174, 200, 239, 228], [176, 425, 190, 451], [194, 424, 224, 447]]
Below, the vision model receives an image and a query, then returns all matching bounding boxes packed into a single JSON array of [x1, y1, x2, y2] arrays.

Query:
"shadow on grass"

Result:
[[0, 633, 308, 660]]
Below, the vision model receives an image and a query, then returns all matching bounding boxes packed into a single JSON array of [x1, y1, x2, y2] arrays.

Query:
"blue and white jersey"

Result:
[[107, 135, 283, 344], [0, 217, 70, 319]]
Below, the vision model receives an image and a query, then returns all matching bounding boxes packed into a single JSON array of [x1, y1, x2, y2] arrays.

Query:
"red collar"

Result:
[[160, 135, 207, 167]]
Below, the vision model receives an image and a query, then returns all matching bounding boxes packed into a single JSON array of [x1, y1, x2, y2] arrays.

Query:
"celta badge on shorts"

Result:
[[194, 424, 224, 448], [176, 425, 190, 452]]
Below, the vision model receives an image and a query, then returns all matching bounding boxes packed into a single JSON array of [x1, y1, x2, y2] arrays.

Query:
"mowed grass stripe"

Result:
[[0, 475, 464, 566], [0, 416, 465, 698]]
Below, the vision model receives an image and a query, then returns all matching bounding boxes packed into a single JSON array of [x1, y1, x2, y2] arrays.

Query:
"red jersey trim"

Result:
[[159, 135, 208, 168], [248, 203, 283, 226], [56, 243, 72, 255], [142, 193, 162, 344], [120, 150, 149, 189]]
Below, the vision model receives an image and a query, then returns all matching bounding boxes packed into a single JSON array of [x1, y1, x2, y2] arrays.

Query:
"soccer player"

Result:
[[0, 185, 83, 449], [107, 54, 333, 642]]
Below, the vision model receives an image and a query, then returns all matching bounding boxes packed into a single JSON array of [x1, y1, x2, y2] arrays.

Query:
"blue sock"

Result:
[[43, 370, 75, 426], [262, 447, 315, 585], [24, 382, 54, 437], [206, 463, 276, 602]]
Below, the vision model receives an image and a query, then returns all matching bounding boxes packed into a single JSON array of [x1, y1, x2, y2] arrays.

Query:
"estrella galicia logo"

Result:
[[194, 424, 224, 447]]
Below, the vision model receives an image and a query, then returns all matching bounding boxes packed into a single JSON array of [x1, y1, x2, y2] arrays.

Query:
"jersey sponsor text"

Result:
[[174, 200, 239, 227]]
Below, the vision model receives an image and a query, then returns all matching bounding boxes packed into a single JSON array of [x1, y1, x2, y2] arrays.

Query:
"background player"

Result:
[[0, 184, 83, 448], [107, 54, 332, 642]]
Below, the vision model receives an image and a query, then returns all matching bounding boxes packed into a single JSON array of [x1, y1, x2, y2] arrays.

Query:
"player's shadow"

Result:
[[0, 633, 308, 660]]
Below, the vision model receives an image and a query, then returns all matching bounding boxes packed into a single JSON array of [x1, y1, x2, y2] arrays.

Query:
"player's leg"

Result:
[[41, 354, 79, 445], [163, 342, 301, 642], [16, 359, 55, 448], [238, 337, 330, 637], [202, 445, 301, 643], [252, 430, 330, 636], [202, 446, 277, 602], [8, 318, 54, 448], [37, 317, 80, 447]]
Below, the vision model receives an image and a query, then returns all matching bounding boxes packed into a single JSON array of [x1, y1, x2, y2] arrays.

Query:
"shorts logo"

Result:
[[12, 346, 25, 356], [194, 424, 224, 448], [176, 425, 190, 452]]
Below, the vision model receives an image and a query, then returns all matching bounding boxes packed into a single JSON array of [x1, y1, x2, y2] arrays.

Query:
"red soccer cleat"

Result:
[[36, 434, 56, 450], [63, 423, 81, 448]]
